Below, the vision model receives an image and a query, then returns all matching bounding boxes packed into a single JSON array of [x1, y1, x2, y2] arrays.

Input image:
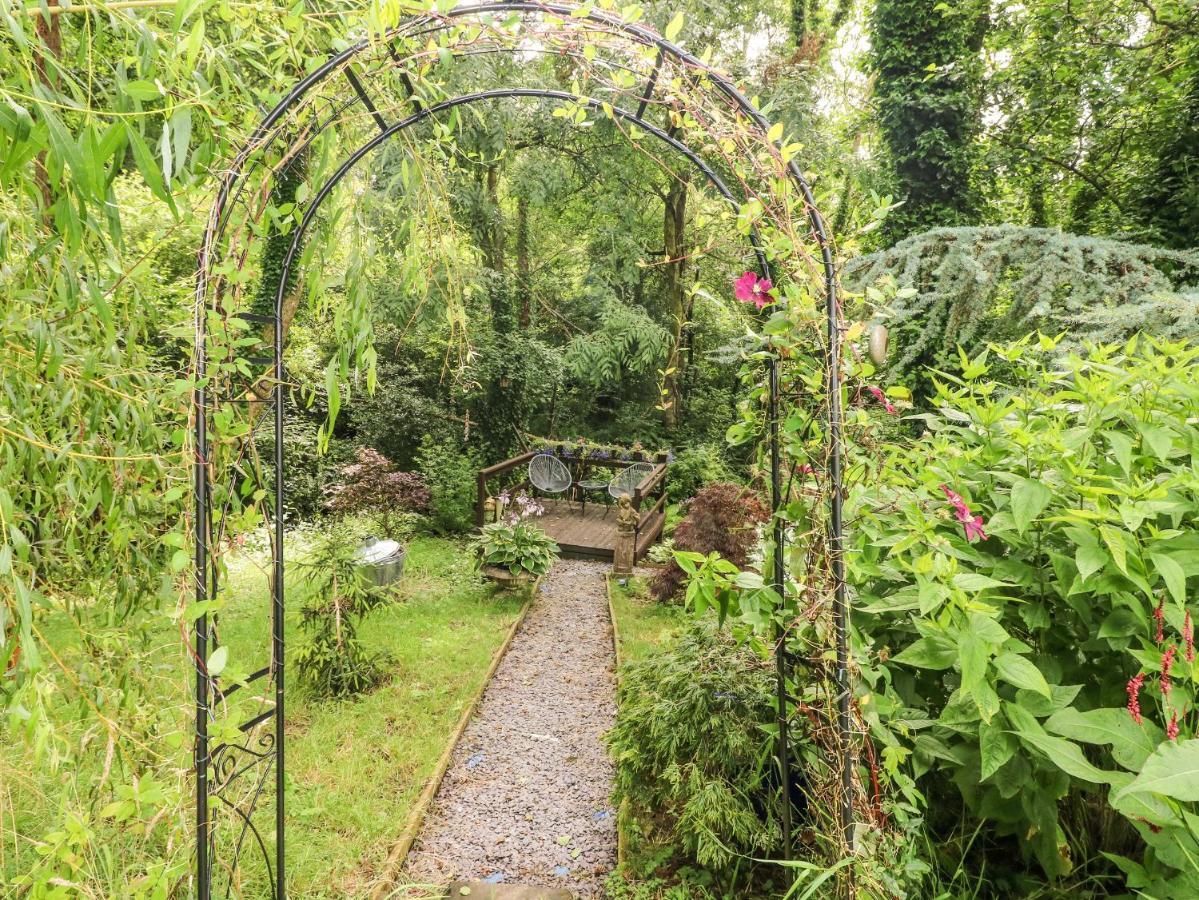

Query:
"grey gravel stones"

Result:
[[404, 560, 618, 898]]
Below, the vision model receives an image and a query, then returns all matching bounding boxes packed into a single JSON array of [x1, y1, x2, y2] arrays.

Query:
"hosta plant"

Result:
[[475, 521, 559, 579]]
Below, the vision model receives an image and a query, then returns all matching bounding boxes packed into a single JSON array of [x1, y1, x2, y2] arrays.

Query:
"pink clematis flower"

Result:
[[866, 386, 897, 415], [940, 484, 989, 542], [734, 271, 776, 309]]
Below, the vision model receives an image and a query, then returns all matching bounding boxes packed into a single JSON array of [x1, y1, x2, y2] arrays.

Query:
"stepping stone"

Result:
[[445, 884, 574, 900]]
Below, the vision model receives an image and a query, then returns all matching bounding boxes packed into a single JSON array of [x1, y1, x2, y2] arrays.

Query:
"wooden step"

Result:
[[445, 883, 574, 900]]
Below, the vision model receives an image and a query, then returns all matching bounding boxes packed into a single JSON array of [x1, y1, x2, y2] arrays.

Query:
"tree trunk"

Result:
[[662, 175, 689, 431], [483, 164, 505, 273], [33, 0, 61, 224], [516, 194, 531, 328]]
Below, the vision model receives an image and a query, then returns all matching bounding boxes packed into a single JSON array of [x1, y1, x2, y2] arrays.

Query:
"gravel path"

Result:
[[403, 559, 618, 897]]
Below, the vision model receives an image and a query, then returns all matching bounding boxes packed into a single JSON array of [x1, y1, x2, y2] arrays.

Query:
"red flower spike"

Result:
[[1154, 599, 1166, 644], [1161, 645, 1177, 696], [1127, 673, 1145, 725], [866, 385, 897, 415], [1185, 611, 1194, 663], [1167, 710, 1180, 741]]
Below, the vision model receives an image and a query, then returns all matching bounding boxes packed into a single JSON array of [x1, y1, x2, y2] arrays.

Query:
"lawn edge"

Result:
[[605, 573, 628, 869], [369, 575, 541, 900]]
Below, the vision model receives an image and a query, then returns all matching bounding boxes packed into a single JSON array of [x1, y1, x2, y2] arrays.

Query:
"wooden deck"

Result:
[[534, 499, 665, 562]]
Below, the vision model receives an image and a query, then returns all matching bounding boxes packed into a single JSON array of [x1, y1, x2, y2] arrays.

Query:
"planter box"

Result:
[[480, 565, 543, 593]]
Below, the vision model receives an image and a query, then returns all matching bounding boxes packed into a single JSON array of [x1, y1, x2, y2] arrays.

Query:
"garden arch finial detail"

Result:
[[192, 3, 850, 895]]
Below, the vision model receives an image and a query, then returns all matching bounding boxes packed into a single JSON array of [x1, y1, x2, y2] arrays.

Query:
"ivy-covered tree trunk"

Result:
[[662, 175, 689, 431], [1136, 60, 1199, 249], [871, 0, 989, 242], [516, 194, 532, 328], [790, 0, 852, 56], [482, 163, 506, 272]]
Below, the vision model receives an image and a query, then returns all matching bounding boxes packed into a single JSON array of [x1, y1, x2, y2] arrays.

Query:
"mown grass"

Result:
[[3, 534, 524, 898], [607, 574, 684, 667]]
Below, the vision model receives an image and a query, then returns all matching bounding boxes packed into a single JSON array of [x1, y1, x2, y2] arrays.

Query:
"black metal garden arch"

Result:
[[192, 4, 850, 897]]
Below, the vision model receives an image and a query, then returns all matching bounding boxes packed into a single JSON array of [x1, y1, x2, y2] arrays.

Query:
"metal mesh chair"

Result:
[[608, 462, 655, 502], [528, 453, 572, 500]]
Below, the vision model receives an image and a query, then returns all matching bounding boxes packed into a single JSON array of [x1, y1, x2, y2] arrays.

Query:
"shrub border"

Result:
[[369, 576, 542, 899]]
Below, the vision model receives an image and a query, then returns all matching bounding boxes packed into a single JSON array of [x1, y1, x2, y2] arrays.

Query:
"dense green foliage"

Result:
[[692, 336, 1199, 894], [608, 621, 779, 884], [850, 337, 1199, 890], [3, 0, 1199, 895]]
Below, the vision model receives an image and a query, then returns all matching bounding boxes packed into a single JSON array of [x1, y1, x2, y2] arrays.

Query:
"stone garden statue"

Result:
[[613, 493, 638, 575]]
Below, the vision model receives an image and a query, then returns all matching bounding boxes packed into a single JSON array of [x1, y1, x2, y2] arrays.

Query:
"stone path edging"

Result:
[[370, 579, 540, 900]]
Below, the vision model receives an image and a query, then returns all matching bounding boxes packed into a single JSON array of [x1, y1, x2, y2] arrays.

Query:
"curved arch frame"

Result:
[[193, 5, 851, 897]]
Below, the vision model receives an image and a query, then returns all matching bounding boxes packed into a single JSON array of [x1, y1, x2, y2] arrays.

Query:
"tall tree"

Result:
[[661, 174, 690, 431], [1136, 61, 1199, 249], [870, 0, 989, 242]]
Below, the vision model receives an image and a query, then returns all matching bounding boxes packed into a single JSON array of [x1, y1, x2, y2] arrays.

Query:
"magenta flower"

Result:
[[940, 484, 989, 542], [866, 386, 897, 415], [1168, 710, 1180, 741], [734, 271, 775, 309]]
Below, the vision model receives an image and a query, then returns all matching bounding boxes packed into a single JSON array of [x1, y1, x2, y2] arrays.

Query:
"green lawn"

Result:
[[607, 573, 684, 667], [3, 535, 525, 899]]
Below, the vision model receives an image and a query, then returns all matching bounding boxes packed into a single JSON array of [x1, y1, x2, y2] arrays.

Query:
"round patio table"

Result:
[[576, 479, 609, 516]]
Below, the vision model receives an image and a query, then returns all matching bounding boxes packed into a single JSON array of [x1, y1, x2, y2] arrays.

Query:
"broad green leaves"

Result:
[[1115, 740, 1199, 803], [1046, 707, 1161, 772], [893, 635, 957, 669], [993, 653, 1050, 698], [848, 338, 1199, 884], [1149, 552, 1187, 607], [1010, 477, 1051, 533]]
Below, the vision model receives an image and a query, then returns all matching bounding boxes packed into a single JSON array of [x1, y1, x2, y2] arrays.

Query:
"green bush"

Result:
[[414, 434, 481, 534], [850, 336, 1199, 891], [256, 418, 353, 524], [606, 621, 779, 886], [665, 443, 733, 504]]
